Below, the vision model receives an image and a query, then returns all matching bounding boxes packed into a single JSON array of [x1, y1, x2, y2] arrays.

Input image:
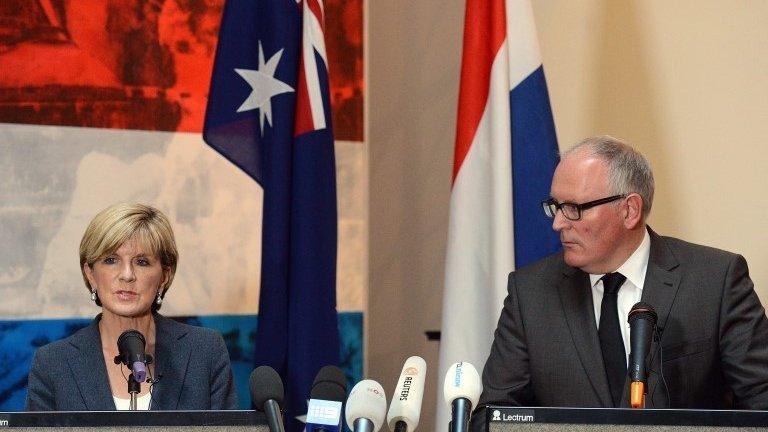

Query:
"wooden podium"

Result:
[[0, 411, 268, 432], [484, 407, 768, 431]]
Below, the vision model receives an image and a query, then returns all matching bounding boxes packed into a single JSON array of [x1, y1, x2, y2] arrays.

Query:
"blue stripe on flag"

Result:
[[510, 66, 562, 267]]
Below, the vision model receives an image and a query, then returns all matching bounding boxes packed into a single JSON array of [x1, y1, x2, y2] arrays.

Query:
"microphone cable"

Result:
[[147, 367, 163, 411], [647, 326, 670, 407], [117, 359, 161, 410]]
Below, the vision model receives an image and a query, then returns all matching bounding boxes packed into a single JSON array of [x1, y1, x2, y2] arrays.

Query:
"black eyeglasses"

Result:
[[541, 194, 625, 221]]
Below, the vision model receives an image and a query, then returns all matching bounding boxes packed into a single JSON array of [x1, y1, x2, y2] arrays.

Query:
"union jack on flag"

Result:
[[295, 0, 328, 134]]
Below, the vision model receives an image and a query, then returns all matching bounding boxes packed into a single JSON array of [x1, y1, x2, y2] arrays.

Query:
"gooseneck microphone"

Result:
[[443, 362, 481, 432], [345, 380, 387, 432], [114, 329, 153, 383], [386, 356, 427, 432], [306, 366, 348, 432], [250, 366, 286, 432], [628, 302, 658, 408]]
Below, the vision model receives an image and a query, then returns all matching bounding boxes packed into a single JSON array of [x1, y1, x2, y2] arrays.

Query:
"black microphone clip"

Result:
[[147, 373, 163, 384]]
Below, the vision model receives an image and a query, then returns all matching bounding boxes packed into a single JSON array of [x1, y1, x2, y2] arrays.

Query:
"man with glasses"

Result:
[[475, 136, 768, 417]]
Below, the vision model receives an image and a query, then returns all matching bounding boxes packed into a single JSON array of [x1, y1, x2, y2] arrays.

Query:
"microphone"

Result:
[[345, 379, 387, 432], [114, 329, 152, 383], [443, 362, 481, 432], [250, 366, 286, 432], [386, 356, 427, 432], [628, 302, 658, 408], [306, 365, 347, 432]]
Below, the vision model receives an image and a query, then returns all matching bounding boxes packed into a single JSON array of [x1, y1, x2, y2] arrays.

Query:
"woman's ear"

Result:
[[83, 262, 96, 290]]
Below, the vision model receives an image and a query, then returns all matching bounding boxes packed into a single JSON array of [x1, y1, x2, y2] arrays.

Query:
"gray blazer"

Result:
[[478, 228, 768, 412], [26, 313, 238, 410]]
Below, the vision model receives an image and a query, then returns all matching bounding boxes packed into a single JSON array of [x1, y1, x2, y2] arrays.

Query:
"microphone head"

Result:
[[443, 362, 481, 408], [345, 380, 387, 432], [386, 356, 427, 432], [311, 365, 347, 402], [117, 329, 146, 355], [116, 329, 148, 381], [250, 366, 285, 409], [628, 302, 658, 325]]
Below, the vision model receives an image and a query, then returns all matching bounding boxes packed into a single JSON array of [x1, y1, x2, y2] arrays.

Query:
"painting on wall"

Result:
[[0, 0, 364, 410]]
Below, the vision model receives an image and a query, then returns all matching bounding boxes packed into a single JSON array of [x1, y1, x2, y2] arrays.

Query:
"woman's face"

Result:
[[84, 236, 169, 319]]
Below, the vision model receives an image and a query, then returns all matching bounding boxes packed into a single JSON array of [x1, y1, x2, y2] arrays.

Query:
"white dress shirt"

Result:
[[589, 229, 651, 365], [113, 392, 151, 410]]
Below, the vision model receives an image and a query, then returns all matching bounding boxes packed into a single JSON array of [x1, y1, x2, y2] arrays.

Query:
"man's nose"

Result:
[[551, 208, 569, 232]]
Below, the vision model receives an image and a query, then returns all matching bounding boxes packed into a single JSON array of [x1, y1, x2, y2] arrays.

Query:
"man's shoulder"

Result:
[[509, 251, 571, 293], [514, 251, 568, 275], [654, 232, 742, 266]]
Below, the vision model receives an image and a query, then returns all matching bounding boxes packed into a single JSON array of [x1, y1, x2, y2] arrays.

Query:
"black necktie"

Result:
[[599, 272, 627, 407]]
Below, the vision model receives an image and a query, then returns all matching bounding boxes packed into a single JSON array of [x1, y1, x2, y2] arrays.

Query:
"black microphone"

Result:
[[250, 366, 285, 432], [114, 329, 153, 382], [306, 366, 347, 432], [628, 302, 658, 408]]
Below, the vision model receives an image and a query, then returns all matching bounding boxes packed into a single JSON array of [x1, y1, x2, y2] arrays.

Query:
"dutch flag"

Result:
[[437, 0, 561, 428]]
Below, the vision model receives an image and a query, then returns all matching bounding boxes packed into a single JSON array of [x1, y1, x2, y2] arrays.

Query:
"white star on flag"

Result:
[[235, 41, 294, 133]]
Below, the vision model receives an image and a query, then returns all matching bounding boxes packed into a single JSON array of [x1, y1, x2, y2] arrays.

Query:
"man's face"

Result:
[[550, 152, 628, 274]]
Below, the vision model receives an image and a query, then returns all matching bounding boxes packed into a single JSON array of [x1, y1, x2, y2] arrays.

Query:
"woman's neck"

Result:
[[99, 311, 157, 354]]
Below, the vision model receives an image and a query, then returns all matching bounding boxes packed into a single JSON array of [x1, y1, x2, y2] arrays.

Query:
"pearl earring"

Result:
[[156, 292, 163, 305], [90, 291, 97, 302]]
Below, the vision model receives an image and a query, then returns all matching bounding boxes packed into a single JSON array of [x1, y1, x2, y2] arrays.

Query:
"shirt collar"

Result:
[[589, 228, 651, 290]]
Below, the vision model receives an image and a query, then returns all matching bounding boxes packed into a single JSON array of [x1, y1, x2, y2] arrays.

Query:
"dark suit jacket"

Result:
[[25, 313, 238, 410], [478, 228, 768, 414]]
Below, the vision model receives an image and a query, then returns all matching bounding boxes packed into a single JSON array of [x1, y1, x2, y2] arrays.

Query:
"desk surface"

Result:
[[0, 411, 267, 429], [485, 407, 768, 431]]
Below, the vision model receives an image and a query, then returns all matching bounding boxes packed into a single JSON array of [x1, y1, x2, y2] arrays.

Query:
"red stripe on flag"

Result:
[[452, 0, 507, 183], [294, 52, 314, 136], [307, 0, 325, 32]]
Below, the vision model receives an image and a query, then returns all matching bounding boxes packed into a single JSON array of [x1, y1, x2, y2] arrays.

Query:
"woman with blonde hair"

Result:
[[26, 203, 237, 410]]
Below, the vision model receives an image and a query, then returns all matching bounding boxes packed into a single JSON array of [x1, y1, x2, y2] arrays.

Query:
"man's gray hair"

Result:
[[564, 135, 655, 218]]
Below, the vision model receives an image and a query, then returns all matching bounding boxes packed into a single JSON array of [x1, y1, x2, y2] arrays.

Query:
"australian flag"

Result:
[[203, 0, 340, 429]]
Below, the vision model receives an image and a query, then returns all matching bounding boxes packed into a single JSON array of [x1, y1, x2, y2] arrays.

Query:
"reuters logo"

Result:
[[404, 367, 419, 375]]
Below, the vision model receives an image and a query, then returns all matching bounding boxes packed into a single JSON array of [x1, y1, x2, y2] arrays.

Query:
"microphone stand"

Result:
[[114, 353, 153, 410], [128, 373, 140, 410]]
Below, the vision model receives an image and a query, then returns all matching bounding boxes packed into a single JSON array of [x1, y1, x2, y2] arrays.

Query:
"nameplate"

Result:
[[488, 408, 536, 423]]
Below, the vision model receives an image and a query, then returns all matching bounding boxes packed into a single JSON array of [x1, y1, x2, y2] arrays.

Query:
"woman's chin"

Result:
[[102, 305, 153, 320]]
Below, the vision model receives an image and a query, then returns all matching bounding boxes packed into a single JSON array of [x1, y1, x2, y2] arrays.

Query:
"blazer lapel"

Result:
[[67, 318, 116, 410], [151, 314, 191, 410], [639, 228, 680, 407], [558, 265, 613, 407]]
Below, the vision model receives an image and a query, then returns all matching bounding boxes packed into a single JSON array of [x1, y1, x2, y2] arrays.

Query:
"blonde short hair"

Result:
[[79, 203, 178, 304]]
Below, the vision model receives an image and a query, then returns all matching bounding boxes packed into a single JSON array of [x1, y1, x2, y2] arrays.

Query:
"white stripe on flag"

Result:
[[302, 0, 327, 129], [505, 0, 544, 90]]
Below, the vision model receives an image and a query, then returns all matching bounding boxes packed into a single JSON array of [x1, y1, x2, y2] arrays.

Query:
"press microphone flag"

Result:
[[306, 366, 347, 432], [628, 302, 658, 408], [443, 362, 481, 432], [387, 356, 427, 432], [250, 366, 286, 432], [345, 380, 387, 432]]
